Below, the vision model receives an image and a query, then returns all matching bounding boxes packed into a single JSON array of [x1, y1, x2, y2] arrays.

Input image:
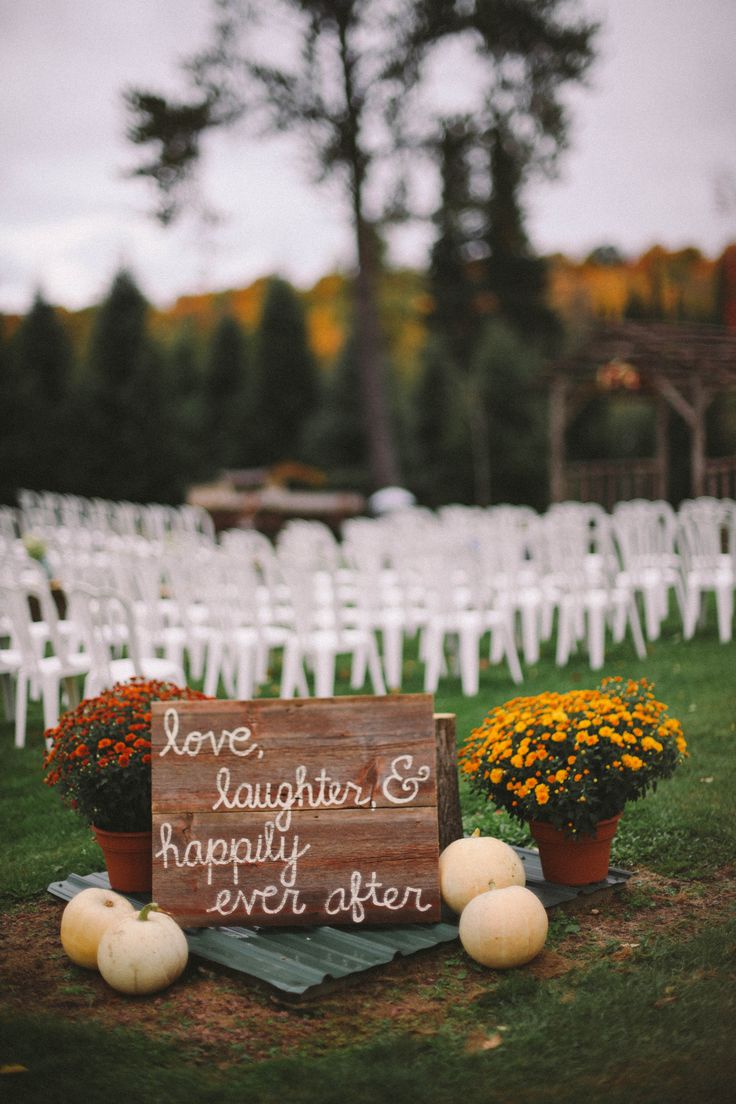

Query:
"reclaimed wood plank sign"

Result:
[[151, 694, 441, 928]]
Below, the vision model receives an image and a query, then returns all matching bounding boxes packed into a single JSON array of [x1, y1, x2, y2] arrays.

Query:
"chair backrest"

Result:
[[676, 498, 734, 574], [0, 581, 41, 674], [65, 584, 141, 681], [612, 499, 677, 568]]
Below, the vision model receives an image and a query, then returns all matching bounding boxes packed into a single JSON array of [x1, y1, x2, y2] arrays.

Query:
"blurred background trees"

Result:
[[1, 2, 735, 512], [1, 242, 735, 510]]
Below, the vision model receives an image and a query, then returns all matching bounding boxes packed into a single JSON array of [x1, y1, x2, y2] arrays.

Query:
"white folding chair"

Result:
[[67, 584, 186, 698]]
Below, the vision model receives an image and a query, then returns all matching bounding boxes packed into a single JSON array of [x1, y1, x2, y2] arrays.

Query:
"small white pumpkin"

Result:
[[97, 902, 189, 995], [439, 830, 526, 914], [459, 884, 549, 969], [60, 886, 136, 969]]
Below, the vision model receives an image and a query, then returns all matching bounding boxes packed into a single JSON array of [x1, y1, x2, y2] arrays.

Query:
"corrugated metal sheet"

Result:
[[47, 850, 630, 996]]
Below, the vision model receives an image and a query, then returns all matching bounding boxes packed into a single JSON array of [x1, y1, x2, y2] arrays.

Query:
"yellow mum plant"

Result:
[[460, 677, 687, 837]]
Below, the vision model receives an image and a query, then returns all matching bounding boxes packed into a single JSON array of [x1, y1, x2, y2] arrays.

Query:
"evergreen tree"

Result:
[[714, 243, 736, 328], [81, 270, 179, 502], [0, 315, 18, 504], [167, 321, 208, 484], [201, 311, 251, 475], [251, 278, 318, 464], [472, 319, 547, 509], [420, 120, 491, 503], [484, 117, 561, 347], [409, 335, 474, 506], [427, 119, 485, 367], [303, 333, 371, 493], [7, 292, 76, 495]]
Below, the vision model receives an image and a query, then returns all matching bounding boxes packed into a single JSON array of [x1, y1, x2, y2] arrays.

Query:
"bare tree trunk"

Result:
[[354, 221, 401, 488], [464, 374, 491, 505], [337, 17, 401, 492]]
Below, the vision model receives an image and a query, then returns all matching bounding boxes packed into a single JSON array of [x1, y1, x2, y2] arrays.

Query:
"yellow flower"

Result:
[[641, 736, 663, 753], [534, 783, 550, 805], [490, 768, 504, 784]]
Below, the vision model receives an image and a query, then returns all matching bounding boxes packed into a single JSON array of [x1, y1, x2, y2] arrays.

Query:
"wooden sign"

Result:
[[151, 694, 442, 928]]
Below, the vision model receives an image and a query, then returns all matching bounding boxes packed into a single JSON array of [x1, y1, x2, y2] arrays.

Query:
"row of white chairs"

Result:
[[2, 494, 734, 751], [14, 489, 215, 547]]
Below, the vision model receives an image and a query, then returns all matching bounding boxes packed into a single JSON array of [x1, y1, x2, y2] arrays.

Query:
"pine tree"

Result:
[[471, 319, 547, 508], [302, 332, 371, 493], [409, 335, 474, 506], [82, 270, 178, 502], [201, 312, 251, 475], [8, 292, 76, 495], [251, 278, 318, 464], [484, 118, 561, 347], [167, 321, 208, 485]]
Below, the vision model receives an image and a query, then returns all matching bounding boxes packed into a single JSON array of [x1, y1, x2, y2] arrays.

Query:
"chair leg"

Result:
[[682, 585, 699, 640], [41, 673, 60, 731], [715, 581, 734, 643], [1, 672, 15, 719], [422, 625, 444, 693], [586, 604, 606, 671], [381, 624, 403, 690], [187, 635, 207, 681], [502, 623, 524, 685], [313, 648, 336, 698], [203, 636, 224, 698], [235, 644, 256, 700], [281, 639, 308, 699], [350, 643, 367, 689], [365, 636, 387, 696], [458, 627, 481, 697], [555, 598, 574, 667], [519, 598, 540, 665], [642, 583, 661, 641], [14, 672, 28, 750], [627, 597, 647, 659]]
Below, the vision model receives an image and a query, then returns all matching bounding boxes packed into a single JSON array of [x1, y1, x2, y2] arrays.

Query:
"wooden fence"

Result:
[[563, 459, 665, 511], [704, 458, 736, 499]]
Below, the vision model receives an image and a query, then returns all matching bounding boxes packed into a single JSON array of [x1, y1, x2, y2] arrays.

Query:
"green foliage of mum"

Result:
[[42, 679, 210, 832], [460, 677, 688, 836]]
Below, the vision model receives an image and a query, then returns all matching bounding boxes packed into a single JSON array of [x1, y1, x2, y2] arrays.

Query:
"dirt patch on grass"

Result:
[[2, 866, 734, 1067]]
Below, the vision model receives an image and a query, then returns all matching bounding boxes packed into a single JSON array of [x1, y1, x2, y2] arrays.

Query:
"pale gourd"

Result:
[[438, 831, 526, 914], [60, 886, 136, 969], [97, 902, 189, 995], [459, 885, 548, 969]]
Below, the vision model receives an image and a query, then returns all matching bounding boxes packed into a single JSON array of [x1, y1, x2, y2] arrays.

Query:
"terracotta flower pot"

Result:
[[92, 826, 153, 894], [529, 813, 622, 886]]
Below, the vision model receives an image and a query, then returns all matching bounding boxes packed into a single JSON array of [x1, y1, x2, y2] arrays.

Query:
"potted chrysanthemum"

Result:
[[460, 677, 687, 885], [43, 679, 211, 892]]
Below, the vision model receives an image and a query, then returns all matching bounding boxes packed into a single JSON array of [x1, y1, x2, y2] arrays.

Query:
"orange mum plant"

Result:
[[460, 677, 688, 837], [43, 679, 211, 832]]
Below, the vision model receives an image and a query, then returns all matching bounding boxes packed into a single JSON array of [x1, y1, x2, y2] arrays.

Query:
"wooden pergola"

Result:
[[547, 320, 736, 506]]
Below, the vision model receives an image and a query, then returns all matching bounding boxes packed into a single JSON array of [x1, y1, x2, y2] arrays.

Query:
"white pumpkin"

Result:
[[459, 885, 548, 969], [439, 831, 526, 914], [97, 902, 189, 995], [60, 887, 136, 969]]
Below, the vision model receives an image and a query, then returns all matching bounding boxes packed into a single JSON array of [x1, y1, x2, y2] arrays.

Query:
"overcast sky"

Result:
[[2, 0, 735, 315]]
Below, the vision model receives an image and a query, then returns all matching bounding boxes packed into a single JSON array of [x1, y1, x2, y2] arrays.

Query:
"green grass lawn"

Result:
[[1, 608, 735, 1103]]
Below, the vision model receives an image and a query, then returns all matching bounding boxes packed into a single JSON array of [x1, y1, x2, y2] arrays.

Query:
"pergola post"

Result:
[[549, 372, 568, 503], [546, 322, 736, 507], [690, 376, 708, 498], [651, 371, 712, 499], [654, 394, 669, 500]]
